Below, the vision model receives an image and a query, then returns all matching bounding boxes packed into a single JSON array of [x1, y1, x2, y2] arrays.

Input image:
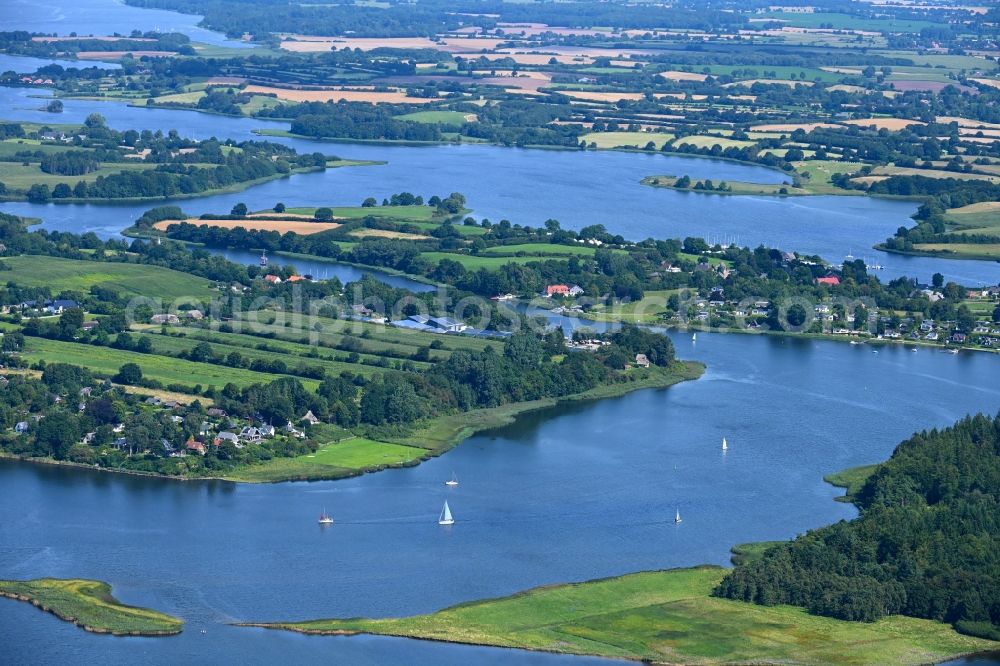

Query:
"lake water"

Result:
[[1, 86, 999, 286], [0, 0, 252, 49], [2, 331, 1000, 664], [0, 54, 120, 73], [3, 2, 1000, 663]]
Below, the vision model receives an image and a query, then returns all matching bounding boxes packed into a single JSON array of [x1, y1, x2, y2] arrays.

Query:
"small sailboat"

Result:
[[722, 437, 728, 452], [445, 471, 459, 487], [692, 333, 697, 342], [674, 509, 683, 524], [259, 250, 268, 267], [318, 509, 334, 525], [439, 500, 455, 526]]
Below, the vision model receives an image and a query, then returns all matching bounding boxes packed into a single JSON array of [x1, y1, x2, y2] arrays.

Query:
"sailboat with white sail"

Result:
[[722, 437, 728, 452], [438, 500, 455, 525], [674, 509, 682, 524], [445, 471, 459, 487], [318, 509, 334, 525]]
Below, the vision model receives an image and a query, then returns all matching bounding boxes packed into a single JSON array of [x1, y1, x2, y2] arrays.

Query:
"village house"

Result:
[[301, 410, 320, 425], [239, 426, 263, 443], [543, 284, 571, 297], [816, 276, 841, 286], [150, 313, 180, 325], [263, 275, 282, 285], [634, 353, 650, 368]]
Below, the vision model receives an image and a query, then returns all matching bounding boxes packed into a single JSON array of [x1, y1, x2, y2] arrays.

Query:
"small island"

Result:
[[0, 578, 183, 636]]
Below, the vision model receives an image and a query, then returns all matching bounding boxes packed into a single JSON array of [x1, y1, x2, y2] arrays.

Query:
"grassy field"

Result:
[[673, 135, 757, 150], [418, 252, 549, 270], [21, 337, 312, 392], [395, 110, 471, 126], [2, 256, 218, 300], [477, 243, 608, 258], [943, 201, 1000, 236], [791, 159, 865, 195], [0, 579, 182, 635], [230, 435, 427, 482], [824, 463, 878, 503], [253, 565, 993, 664], [580, 131, 673, 149], [573, 290, 672, 324], [909, 243, 1000, 260], [0, 161, 158, 189]]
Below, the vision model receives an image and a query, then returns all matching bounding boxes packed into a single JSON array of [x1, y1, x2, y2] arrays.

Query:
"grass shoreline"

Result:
[[242, 565, 996, 664], [875, 242, 1000, 263], [0, 579, 182, 636]]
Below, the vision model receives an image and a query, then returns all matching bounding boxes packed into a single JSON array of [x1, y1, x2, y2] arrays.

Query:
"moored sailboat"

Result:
[[445, 471, 459, 487], [318, 509, 334, 525]]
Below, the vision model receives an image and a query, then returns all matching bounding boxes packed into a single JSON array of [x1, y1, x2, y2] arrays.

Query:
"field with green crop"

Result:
[[21, 337, 309, 392], [0, 578, 182, 635], [255, 565, 992, 664], [2, 256, 219, 300], [478, 243, 603, 258], [0, 161, 158, 189], [580, 131, 673, 149], [396, 110, 471, 126]]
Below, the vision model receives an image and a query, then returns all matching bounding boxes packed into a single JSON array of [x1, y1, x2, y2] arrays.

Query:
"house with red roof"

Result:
[[816, 276, 841, 286]]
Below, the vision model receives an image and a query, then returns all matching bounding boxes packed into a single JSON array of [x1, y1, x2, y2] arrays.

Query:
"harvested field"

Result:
[[723, 79, 814, 87], [557, 90, 645, 102], [751, 122, 842, 132], [347, 229, 431, 240], [156, 219, 341, 234], [971, 78, 1000, 89], [657, 71, 708, 82], [827, 84, 868, 93], [948, 201, 1000, 215], [279, 35, 503, 53], [841, 117, 925, 130], [478, 53, 592, 65], [938, 116, 1000, 130], [242, 85, 432, 104]]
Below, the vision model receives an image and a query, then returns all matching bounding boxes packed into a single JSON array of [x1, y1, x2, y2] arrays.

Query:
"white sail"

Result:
[[445, 471, 458, 486], [675, 509, 682, 524], [692, 333, 697, 342], [722, 437, 728, 451], [439, 501, 454, 525]]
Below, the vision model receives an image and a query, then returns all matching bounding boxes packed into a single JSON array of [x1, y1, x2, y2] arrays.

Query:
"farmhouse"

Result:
[[816, 276, 841, 286]]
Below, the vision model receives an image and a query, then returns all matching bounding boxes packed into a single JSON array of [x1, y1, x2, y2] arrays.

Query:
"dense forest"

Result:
[[715, 413, 1000, 640]]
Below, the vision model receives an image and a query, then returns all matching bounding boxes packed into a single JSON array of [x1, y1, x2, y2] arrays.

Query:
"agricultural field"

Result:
[[1, 256, 219, 300], [396, 111, 472, 126], [242, 84, 434, 104], [0, 161, 158, 189], [156, 218, 342, 235], [943, 201, 1000, 235], [279, 205, 440, 221], [20, 338, 311, 393], [580, 131, 672, 149]]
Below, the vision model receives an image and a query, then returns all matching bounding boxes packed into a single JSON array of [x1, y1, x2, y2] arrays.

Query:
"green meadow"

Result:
[[254, 565, 992, 664], [2, 256, 219, 300], [0, 578, 182, 635]]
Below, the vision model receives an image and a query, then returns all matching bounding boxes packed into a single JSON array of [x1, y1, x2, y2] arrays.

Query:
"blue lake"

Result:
[[2, 331, 1000, 664]]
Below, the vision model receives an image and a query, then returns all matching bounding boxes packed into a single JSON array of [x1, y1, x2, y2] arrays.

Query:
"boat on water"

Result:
[[259, 250, 268, 267], [674, 509, 683, 524], [318, 509, 334, 525], [722, 437, 728, 452], [445, 471, 459, 487], [692, 333, 697, 342], [850, 340, 861, 346], [439, 500, 455, 525], [948, 348, 959, 355]]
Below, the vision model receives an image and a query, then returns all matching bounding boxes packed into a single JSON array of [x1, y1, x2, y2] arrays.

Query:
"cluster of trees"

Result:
[[39, 151, 99, 176], [877, 179, 1000, 251], [715, 413, 1000, 640], [274, 102, 444, 142]]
